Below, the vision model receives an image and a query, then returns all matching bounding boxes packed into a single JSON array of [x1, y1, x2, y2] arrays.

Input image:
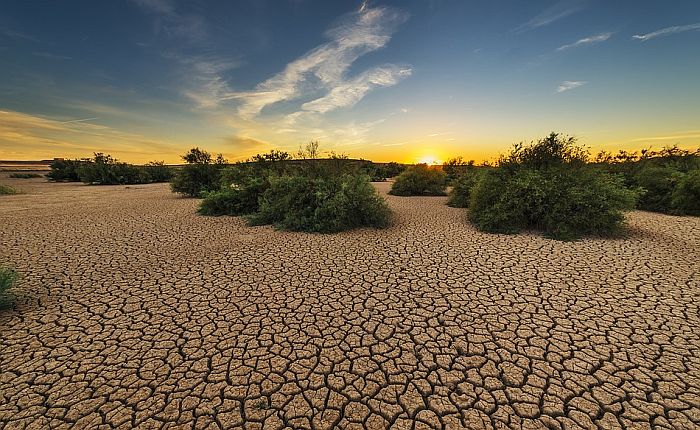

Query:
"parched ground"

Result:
[[0, 176, 699, 430]]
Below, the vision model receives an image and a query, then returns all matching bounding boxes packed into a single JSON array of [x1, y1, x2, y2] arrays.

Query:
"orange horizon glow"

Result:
[[2, 109, 699, 165]]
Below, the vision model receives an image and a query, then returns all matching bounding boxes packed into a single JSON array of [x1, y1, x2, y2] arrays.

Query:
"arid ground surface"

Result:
[[1, 175, 699, 430]]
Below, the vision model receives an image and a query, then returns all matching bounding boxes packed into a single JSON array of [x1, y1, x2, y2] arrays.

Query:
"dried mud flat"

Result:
[[1, 178, 699, 430]]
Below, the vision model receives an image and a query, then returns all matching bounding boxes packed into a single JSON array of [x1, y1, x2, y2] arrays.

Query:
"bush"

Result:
[[389, 164, 447, 196], [383, 162, 406, 178], [143, 161, 173, 183], [359, 163, 387, 182], [9, 173, 42, 179], [170, 148, 227, 197], [634, 166, 680, 213], [248, 174, 390, 233], [0, 184, 18, 195], [198, 177, 269, 216], [469, 133, 638, 240], [47, 158, 85, 181], [443, 157, 475, 183], [78, 153, 142, 184], [0, 266, 19, 309], [447, 169, 483, 208], [670, 170, 700, 216]]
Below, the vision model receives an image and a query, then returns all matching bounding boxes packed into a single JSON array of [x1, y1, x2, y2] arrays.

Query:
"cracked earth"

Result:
[[0, 177, 699, 430]]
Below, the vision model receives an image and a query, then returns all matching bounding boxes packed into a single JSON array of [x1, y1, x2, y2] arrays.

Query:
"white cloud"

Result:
[[301, 66, 411, 114], [226, 6, 410, 119], [556, 32, 612, 51], [556, 81, 587, 93], [516, 0, 587, 32], [633, 23, 700, 41]]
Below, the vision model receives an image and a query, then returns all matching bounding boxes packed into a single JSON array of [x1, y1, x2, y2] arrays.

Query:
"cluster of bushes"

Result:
[[0, 265, 18, 309], [9, 173, 43, 179], [0, 184, 18, 195], [456, 133, 639, 240], [389, 164, 447, 196], [47, 154, 173, 185], [594, 146, 699, 216], [358, 162, 407, 181], [193, 146, 391, 233]]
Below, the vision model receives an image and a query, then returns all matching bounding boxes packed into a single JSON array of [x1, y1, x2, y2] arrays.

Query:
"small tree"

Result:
[[171, 148, 227, 197]]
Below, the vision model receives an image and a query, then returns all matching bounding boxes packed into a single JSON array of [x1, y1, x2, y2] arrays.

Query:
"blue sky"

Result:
[[1, 0, 699, 163]]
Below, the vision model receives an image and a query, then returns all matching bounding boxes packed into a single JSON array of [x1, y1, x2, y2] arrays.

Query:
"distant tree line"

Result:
[[47, 154, 173, 185]]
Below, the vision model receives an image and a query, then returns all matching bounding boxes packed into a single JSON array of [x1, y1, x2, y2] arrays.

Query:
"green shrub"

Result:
[[383, 162, 407, 178], [0, 266, 19, 309], [469, 133, 638, 240], [634, 166, 680, 213], [143, 161, 173, 183], [171, 148, 227, 197], [47, 158, 85, 181], [9, 173, 42, 179], [359, 164, 388, 182], [447, 169, 483, 208], [389, 164, 447, 196], [0, 184, 18, 195], [670, 170, 700, 216], [443, 157, 475, 183], [78, 153, 142, 184], [248, 174, 390, 233], [198, 177, 269, 216]]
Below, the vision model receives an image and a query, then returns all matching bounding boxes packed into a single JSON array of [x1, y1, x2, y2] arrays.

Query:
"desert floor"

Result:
[[1, 176, 699, 430]]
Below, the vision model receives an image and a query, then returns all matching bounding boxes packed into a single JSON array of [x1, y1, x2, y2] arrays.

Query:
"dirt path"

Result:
[[1, 179, 699, 429]]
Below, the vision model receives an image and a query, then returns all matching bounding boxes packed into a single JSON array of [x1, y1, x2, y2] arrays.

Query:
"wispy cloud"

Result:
[[556, 32, 612, 51], [516, 0, 587, 32], [556, 80, 587, 93], [627, 131, 700, 142], [131, 0, 207, 43], [32, 51, 72, 60], [1, 27, 38, 42], [633, 23, 700, 41], [300, 65, 411, 114], [171, 55, 241, 108], [60, 117, 99, 124], [0, 109, 179, 161], [227, 6, 410, 119]]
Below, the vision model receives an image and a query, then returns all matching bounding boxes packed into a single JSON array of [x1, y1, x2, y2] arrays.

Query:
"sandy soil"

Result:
[[1, 177, 699, 429]]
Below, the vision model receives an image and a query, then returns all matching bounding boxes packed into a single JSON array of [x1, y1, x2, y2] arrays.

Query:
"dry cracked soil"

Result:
[[0, 176, 699, 430]]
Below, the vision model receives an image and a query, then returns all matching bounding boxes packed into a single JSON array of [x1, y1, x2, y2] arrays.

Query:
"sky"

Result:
[[1, 0, 699, 164]]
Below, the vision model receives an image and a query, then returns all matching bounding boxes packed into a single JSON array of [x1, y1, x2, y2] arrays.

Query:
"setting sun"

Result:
[[418, 155, 442, 165]]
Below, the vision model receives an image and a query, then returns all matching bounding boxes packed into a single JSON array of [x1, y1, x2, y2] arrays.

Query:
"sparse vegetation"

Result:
[[47, 158, 85, 182], [199, 146, 391, 233], [170, 148, 227, 197], [0, 265, 19, 309], [670, 169, 700, 216], [446, 168, 483, 208], [248, 174, 390, 233], [594, 146, 699, 215], [0, 184, 18, 195], [47, 154, 173, 185], [469, 133, 638, 240], [9, 173, 43, 179], [389, 164, 447, 196], [443, 157, 475, 183]]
